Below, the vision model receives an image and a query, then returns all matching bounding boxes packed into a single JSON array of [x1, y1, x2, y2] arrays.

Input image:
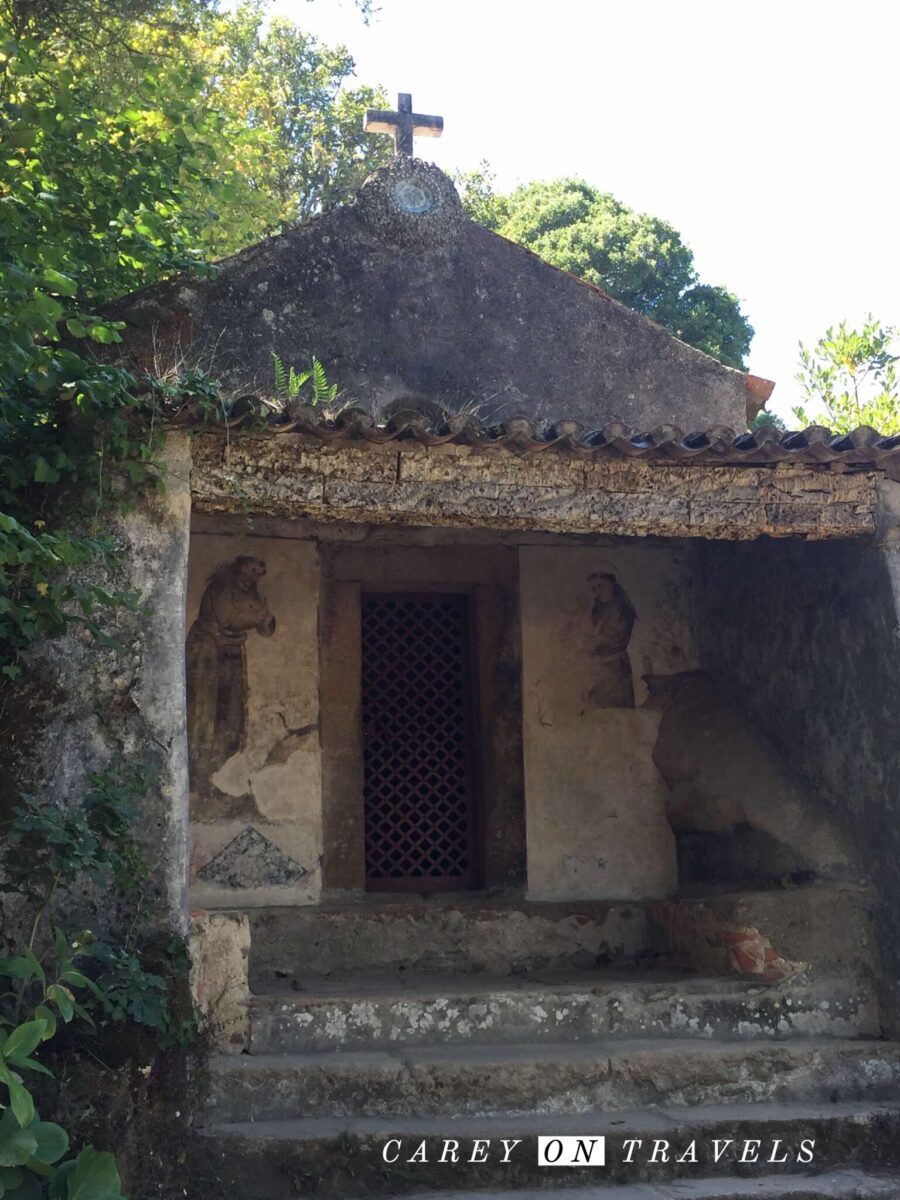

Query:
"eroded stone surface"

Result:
[[207, 1037, 900, 1122], [189, 434, 881, 541], [698, 512, 900, 1034], [355, 158, 463, 249], [186, 532, 322, 907], [519, 545, 690, 901], [649, 674, 857, 879], [189, 910, 251, 1052], [249, 973, 880, 1055], [247, 899, 655, 988], [195, 1104, 900, 1198]]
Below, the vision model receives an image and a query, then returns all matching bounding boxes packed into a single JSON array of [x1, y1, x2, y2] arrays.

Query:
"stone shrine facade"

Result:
[[31, 152, 900, 1195]]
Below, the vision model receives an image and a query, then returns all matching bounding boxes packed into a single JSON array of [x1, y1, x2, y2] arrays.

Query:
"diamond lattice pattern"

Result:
[[362, 594, 476, 889]]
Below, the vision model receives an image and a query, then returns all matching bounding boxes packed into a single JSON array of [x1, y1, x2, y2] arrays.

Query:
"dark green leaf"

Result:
[[31, 1122, 68, 1166], [3, 1024, 45, 1062], [0, 1125, 37, 1169], [65, 1148, 122, 1200]]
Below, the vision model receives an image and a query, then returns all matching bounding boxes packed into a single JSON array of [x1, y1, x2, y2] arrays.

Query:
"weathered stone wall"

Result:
[[650, 673, 858, 881], [187, 533, 322, 908], [105, 158, 751, 432], [190, 433, 881, 541], [3, 433, 192, 928], [518, 544, 695, 900], [696, 478, 900, 1030], [1, 434, 195, 1200]]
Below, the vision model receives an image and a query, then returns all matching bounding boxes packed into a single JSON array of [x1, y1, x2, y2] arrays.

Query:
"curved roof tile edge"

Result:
[[167, 403, 900, 468]]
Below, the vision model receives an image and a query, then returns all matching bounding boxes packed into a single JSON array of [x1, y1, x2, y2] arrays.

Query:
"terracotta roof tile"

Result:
[[167, 403, 900, 470]]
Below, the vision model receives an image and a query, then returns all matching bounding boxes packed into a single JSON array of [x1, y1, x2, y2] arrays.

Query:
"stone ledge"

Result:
[[189, 435, 880, 541]]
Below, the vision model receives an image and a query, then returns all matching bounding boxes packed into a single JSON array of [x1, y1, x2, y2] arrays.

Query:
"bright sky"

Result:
[[274, 0, 899, 419]]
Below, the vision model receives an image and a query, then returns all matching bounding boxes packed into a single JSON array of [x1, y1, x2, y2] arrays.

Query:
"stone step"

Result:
[[249, 971, 879, 1055], [248, 899, 659, 988], [207, 1038, 900, 1123], [390, 1173, 900, 1198], [195, 1101, 900, 1198]]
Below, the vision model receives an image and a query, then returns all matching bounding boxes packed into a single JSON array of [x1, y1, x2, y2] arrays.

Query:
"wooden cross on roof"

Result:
[[364, 93, 443, 157]]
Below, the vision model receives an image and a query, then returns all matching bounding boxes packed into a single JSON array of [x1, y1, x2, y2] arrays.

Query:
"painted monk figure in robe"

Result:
[[586, 570, 636, 708], [186, 555, 276, 788]]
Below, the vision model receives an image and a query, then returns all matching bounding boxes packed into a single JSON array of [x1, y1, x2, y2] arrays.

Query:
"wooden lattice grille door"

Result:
[[361, 593, 478, 892]]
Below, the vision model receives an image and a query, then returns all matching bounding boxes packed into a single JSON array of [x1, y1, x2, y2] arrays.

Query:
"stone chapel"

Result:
[[49, 105, 900, 1196]]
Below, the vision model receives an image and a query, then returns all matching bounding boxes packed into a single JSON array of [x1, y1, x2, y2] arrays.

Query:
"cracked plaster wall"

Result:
[[187, 533, 322, 907], [519, 544, 695, 901]]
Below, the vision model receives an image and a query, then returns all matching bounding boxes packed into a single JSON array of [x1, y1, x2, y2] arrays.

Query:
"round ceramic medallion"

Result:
[[393, 179, 435, 215]]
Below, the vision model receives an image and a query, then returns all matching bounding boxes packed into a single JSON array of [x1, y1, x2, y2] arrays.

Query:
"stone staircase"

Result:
[[195, 894, 900, 1198]]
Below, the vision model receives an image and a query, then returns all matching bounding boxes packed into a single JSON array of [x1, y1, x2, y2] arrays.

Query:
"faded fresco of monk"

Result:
[[586, 570, 636, 708], [186, 556, 276, 788]]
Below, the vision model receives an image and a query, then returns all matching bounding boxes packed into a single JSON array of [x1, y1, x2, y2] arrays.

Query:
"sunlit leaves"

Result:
[[792, 317, 900, 434], [0, 19, 209, 674]]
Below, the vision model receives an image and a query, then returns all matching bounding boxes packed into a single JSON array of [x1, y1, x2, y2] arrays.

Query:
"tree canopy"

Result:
[[167, 1, 392, 255], [0, 0, 389, 677], [458, 173, 753, 370], [792, 317, 899, 434]]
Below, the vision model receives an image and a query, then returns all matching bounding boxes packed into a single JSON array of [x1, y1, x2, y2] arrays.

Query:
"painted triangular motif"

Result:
[[197, 826, 308, 889]]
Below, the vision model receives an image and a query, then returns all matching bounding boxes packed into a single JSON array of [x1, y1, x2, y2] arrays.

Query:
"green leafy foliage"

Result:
[[183, 1, 393, 254], [83, 944, 168, 1031], [272, 353, 338, 406], [792, 317, 900, 434], [0, 0, 383, 1193], [0, 0, 386, 678], [1, 765, 190, 1045], [0, 1101, 121, 1200], [456, 172, 753, 369], [6, 767, 149, 901], [142, 368, 227, 423], [0, 764, 196, 1200], [0, 12, 220, 676]]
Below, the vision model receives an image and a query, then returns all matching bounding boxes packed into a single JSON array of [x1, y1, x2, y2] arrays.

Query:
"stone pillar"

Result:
[[189, 910, 250, 1053], [128, 433, 193, 929]]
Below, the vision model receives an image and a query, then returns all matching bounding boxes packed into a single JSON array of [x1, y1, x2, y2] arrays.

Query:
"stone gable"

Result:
[[105, 158, 761, 431]]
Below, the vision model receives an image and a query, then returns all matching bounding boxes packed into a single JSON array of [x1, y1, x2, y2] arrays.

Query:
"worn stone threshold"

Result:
[[204, 1098, 900, 1136], [216, 1033, 894, 1067], [251, 967, 846, 1001], [263, 881, 868, 912], [388, 1170, 900, 1198]]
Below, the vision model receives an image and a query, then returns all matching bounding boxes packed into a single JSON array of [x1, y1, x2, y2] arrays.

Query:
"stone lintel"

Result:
[[188, 433, 879, 541]]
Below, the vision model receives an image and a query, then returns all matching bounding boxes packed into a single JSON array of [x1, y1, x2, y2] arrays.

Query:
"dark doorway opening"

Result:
[[361, 592, 479, 893]]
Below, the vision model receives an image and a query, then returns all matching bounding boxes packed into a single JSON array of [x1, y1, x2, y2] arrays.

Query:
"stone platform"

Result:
[[200, 1100, 900, 1197], [246, 884, 875, 989], [247, 896, 655, 988]]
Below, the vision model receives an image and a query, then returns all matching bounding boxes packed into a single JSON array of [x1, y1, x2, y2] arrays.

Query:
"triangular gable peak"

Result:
[[108, 158, 769, 431]]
